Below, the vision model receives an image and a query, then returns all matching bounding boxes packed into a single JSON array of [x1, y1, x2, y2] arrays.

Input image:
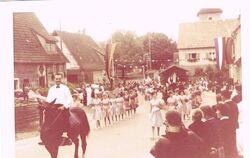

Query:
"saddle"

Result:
[[69, 112, 81, 128]]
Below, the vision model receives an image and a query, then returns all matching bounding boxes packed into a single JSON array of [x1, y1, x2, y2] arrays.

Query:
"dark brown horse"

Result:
[[38, 99, 90, 158]]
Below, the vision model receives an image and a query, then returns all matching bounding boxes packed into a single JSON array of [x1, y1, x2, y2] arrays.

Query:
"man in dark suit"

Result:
[[200, 105, 222, 158], [216, 103, 237, 158], [221, 90, 239, 158], [150, 110, 204, 158]]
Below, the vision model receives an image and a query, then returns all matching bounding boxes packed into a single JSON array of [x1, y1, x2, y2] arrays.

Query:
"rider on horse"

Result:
[[46, 73, 73, 142]]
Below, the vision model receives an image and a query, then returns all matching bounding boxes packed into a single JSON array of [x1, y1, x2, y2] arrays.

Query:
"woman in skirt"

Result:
[[116, 93, 125, 120], [90, 91, 102, 129], [149, 90, 164, 140], [123, 90, 131, 117]]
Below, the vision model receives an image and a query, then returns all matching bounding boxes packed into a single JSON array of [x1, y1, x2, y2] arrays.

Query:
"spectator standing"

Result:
[[150, 110, 204, 158]]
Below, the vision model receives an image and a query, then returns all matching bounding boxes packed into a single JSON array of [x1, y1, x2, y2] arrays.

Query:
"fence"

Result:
[[15, 103, 41, 133]]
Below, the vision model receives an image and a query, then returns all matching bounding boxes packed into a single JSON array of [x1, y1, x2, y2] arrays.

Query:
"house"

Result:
[[178, 8, 240, 75], [52, 31, 105, 84], [159, 65, 188, 85], [14, 12, 68, 90]]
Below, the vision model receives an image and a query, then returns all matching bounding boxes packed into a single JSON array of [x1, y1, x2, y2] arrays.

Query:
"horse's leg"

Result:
[[80, 134, 87, 158], [51, 145, 59, 158], [45, 144, 59, 158], [72, 137, 79, 158]]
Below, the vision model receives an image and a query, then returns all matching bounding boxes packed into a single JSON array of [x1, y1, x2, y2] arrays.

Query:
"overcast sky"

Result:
[[4, 0, 243, 42]]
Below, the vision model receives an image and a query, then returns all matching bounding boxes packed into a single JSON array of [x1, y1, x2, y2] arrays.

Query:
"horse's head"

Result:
[[37, 98, 57, 109]]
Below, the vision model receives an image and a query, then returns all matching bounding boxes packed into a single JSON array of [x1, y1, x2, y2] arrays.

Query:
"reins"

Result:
[[44, 110, 63, 132]]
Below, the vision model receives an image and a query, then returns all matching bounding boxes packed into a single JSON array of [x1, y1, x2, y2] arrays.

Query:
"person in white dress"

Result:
[[86, 85, 92, 106], [116, 93, 125, 120], [102, 93, 111, 126], [109, 94, 118, 122], [149, 90, 165, 140], [90, 92, 102, 129], [167, 91, 176, 110]]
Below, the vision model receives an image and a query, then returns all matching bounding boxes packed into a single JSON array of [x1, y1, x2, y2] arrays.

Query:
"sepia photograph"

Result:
[[1, 0, 249, 158]]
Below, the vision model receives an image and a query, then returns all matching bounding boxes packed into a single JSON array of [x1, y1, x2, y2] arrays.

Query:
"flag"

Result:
[[105, 40, 116, 83], [214, 37, 228, 70], [225, 37, 235, 64]]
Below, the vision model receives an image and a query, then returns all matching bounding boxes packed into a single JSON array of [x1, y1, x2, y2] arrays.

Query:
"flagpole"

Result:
[[149, 33, 152, 70], [59, 17, 63, 52], [111, 36, 115, 88]]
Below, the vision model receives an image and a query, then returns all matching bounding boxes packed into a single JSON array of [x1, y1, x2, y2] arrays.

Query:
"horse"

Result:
[[37, 99, 90, 158]]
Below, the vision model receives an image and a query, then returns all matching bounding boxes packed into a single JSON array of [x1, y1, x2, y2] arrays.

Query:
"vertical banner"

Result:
[[214, 37, 223, 70], [214, 37, 229, 70], [105, 41, 116, 83]]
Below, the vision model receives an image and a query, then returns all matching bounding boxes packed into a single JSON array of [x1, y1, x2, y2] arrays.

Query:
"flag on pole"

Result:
[[105, 40, 116, 83], [214, 37, 228, 70]]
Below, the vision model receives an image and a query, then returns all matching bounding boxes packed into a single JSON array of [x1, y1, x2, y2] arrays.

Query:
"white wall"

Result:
[[93, 70, 105, 84], [179, 48, 216, 66], [198, 13, 222, 21], [54, 36, 80, 70]]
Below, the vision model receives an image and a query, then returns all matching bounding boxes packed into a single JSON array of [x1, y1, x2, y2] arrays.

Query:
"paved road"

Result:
[[16, 94, 162, 158]]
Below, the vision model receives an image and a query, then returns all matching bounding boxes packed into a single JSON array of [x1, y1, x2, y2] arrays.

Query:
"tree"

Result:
[[140, 32, 177, 69], [111, 30, 143, 62], [108, 30, 177, 72]]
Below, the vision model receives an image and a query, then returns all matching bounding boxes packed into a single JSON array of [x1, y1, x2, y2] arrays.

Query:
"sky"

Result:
[[5, 0, 242, 42]]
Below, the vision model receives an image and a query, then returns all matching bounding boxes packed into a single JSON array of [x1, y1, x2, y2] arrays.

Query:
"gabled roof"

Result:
[[53, 31, 105, 71], [197, 8, 223, 16], [160, 64, 188, 74], [14, 12, 68, 64], [178, 18, 240, 49]]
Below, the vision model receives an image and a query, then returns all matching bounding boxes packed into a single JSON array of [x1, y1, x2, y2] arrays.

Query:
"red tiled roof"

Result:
[[197, 8, 223, 16], [53, 31, 105, 71], [14, 12, 68, 64]]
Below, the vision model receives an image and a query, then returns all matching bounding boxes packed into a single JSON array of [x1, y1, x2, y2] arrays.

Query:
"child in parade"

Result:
[[90, 91, 102, 129], [102, 92, 111, 126]]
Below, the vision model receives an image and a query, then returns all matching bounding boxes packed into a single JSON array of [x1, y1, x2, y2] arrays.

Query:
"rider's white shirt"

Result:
[[46, 84, 73, 108]]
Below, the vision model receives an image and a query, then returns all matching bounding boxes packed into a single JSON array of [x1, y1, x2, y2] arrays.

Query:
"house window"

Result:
[[59, 65, 64, 72], [52, 65, 57, 72], [47, 66, 52, 73], [188, 53, 198, 62], [45, 43, 56, 53], [36, 35, 56, 53], [208, 52, 216, 61], [14, 78, 20, 90], [191, 53, 197, 59]]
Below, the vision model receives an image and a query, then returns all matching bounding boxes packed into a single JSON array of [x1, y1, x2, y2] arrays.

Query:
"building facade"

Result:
[[53, 31, 105, 84], [178, 8, 240, 76], [14, 13, 68, 90]]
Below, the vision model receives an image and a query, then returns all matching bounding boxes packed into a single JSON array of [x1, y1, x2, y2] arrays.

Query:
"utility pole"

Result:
[[59, 17, 63, 52], [148, 33, 152, 70]]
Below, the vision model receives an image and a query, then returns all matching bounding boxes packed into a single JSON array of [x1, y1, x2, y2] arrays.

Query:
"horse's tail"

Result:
[[70, 107, 90, 136]]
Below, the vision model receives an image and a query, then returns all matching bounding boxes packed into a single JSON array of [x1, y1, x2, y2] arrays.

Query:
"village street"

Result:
[[15, 90, 224, 158], [16, 94, 168, 158]]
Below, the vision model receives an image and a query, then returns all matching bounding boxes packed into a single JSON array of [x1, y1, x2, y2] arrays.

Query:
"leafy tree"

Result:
[[108, 30, 177, 71], [111, 30, 143, 62], [140, 32, 177, 69]]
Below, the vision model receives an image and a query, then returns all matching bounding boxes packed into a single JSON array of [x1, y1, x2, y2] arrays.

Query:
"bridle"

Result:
[[43, 109, 63, 132]]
